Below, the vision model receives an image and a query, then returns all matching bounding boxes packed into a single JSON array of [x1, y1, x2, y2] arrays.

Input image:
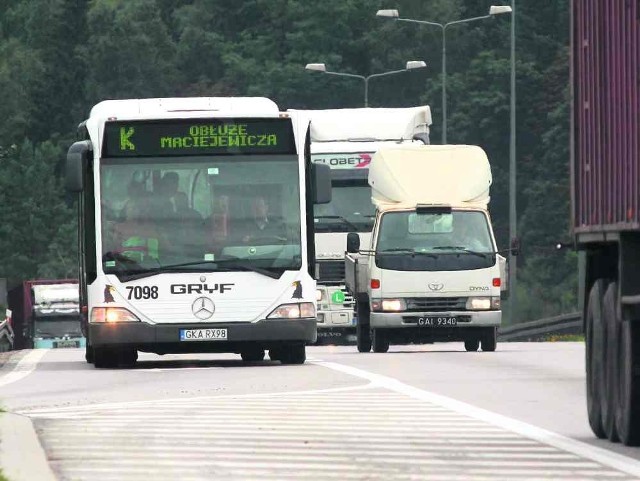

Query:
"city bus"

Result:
[[66, 97, 331, 368]]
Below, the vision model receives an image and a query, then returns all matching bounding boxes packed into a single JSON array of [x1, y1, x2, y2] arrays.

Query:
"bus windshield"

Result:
[[314, 180, 374, 233], [100, 155, 302, 277]]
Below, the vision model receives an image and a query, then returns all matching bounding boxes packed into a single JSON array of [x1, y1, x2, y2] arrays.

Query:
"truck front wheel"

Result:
[[603, 282, 620, 442], [481, 327, 497, 352], [615, 317, 640, 445], [586, 279, 607, 439], [356, 302, 372, 353], [372, 329, 389, 353]]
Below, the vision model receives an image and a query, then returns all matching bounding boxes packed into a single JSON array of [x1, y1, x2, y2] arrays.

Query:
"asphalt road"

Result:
[[2, 342, 640, 480]]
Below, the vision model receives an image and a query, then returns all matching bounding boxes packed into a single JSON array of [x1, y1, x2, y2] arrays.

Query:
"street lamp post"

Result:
[[376, 6, 511, 144], [305, 61, 427, 107]]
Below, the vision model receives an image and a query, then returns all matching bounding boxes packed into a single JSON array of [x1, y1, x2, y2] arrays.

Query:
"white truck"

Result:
[[288, 106, 432, 343], [345, 144, 506, 353]]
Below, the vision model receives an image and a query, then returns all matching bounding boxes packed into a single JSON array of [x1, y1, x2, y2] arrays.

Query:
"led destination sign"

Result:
[[103, 118, 295, 157]]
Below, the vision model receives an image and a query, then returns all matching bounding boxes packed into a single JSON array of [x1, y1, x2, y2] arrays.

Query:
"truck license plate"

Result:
[[180, 329, 228, 341], [418, 316, 457, 327]]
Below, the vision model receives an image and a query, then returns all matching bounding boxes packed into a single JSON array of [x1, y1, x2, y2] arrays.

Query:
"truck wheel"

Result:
[[85, 345, 95, 364], [615, 318, 640, 445], [279, 344, 306, 365], [464, 339, 480, 352], [481, 327, 497, 352], [241, 348, 265, 362], [602, 282, 620, 442], [586, 279, 607, 438], [356, 302, 372, 353], [372, 329, 389, 353]]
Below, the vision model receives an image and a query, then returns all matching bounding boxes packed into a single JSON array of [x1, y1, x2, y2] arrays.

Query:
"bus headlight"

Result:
[[466, 297, 500, 310], [268, 302, 316, 319], [91, 307, 140, 323], [316, 289, 324, 302]]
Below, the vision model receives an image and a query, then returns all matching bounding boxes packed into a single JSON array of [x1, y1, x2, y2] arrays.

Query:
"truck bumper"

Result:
[[316, 309, 357, 344], [370, 310, 501, 328], [88, 319, 317, 354]]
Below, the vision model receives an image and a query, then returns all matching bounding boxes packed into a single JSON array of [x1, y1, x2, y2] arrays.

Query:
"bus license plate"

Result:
[[418, 317, 457, 327], [180, 329, 228, 341]]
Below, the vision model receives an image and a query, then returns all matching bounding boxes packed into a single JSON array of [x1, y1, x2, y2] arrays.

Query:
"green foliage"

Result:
[[0, 142, 76, 286], [0, 0, 576, 319]]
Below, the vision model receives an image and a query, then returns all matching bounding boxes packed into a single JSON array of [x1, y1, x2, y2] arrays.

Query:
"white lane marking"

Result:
[[0, 350, 47, 388], [312, 360, 640, 478], [20, 382, 373, 415]]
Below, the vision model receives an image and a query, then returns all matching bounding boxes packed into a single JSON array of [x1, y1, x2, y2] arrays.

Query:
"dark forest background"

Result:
[[0, 0, 575, 322]]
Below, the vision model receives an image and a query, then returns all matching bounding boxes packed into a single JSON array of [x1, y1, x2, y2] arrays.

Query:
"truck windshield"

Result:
[[100, 156, 302, 278], [375, 210, 496, 271], [314, 180, 374, 233], [34, 316, 83, 339]]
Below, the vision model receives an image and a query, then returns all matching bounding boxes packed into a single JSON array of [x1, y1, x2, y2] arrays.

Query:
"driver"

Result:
[[241, 195, 287, 244]]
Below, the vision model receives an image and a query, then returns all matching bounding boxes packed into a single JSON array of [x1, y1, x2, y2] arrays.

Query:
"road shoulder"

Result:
[[0, 412, 56, 481]]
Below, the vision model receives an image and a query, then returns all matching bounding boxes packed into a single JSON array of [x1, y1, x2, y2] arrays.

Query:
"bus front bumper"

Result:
[[88, 319, 317, 354]]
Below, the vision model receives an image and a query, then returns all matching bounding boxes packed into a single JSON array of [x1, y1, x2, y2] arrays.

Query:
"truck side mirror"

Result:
[[510, 237, 520, 256], [66, 141, 92, 193], [311, 163, 332, 204], [346, 232, 360, 253]]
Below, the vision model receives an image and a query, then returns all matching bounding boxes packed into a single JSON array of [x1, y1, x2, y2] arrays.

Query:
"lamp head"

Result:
[[376, 9, 399, 19], [305, 63, 327, 72], [489, 5, 513, 15]]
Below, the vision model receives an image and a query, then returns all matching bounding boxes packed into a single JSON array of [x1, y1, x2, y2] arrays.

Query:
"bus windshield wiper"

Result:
[[212, 259, 284, 279], [315, 215, 359, 232], [116, 260, 284, 281], [377, 248, 437, 259], [432, 246, 491, 258]]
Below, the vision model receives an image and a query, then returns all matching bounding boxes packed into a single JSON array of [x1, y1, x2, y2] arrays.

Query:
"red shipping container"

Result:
[[572, 0, 640, 234]]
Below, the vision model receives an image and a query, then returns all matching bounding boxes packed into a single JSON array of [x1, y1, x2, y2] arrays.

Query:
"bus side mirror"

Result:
[[346, 232, 360, 253], [312, 163, 332, 204], [66, 141, 92, 193]]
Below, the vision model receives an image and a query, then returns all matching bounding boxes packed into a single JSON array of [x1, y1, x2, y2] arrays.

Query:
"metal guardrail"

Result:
[[498, 312, 582, 341], [0, 318, 14, 352]]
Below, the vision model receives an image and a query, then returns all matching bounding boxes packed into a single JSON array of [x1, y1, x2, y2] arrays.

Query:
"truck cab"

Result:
[[345, 145, 505, 352]]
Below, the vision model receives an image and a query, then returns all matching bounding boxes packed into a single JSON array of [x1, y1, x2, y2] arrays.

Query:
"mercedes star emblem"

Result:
[[192, 296, 215, 320]]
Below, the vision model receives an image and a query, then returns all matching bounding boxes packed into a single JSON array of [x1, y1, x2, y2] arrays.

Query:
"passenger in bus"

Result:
[[111, 195, 162, 265], [241, 195, 287, 244], [174, 192, 204, 258]]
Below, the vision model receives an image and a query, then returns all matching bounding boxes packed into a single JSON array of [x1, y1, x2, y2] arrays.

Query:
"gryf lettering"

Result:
[[120, 127, 135, 151]]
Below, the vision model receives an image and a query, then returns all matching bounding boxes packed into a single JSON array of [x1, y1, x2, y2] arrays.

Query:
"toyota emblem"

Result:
[[428, 283, 444, 291], [192, 297, 215, 320]]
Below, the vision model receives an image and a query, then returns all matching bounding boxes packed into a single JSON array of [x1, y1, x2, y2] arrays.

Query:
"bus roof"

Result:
[[89, 97, 280, 121]]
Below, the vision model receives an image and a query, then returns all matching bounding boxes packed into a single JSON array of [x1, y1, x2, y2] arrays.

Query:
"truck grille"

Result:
[[316, 260, 345, 283], [405, 297, 467, 312]]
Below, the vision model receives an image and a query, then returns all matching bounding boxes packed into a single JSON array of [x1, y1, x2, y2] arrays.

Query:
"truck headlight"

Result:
[[91, 307, 140, 323], [371, 298, 406, 312], [268, 302, 316, 319], [316, 289, 324, 302], [466, 297, 500, 310]]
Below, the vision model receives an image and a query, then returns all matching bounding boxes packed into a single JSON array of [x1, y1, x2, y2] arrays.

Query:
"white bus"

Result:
[[288, 107, 431, 343], [66, 97, 331, 368]]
